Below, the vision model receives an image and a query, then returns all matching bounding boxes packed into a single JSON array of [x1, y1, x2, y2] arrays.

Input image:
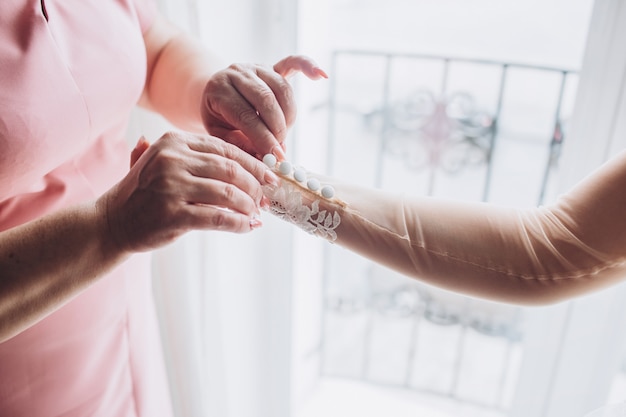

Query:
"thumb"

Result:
[[130, 136, 150, 168], [273, 55, 329, 80]]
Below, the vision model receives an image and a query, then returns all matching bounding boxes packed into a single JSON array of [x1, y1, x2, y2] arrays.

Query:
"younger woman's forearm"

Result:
[[331, 189, 626, 305], [263, 150, 626, 306]]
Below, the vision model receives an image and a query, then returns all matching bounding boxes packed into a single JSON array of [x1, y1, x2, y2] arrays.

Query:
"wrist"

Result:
[[94, 191, 132, 261]]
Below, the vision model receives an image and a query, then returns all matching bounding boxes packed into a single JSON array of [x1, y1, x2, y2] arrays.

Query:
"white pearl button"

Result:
[[321, 185, 335, 199], [279, 161, 292, 175], [293, 168, 307, 182], [307, 178, 321, 191], [262, 154, 276, 168]]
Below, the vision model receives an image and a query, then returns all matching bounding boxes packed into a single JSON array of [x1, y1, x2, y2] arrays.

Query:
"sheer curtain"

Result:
[[126, 1, 300, 417]]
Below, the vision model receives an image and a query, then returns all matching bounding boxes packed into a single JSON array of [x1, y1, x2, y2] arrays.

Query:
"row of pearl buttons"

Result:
[[263, 154, 335, 199]]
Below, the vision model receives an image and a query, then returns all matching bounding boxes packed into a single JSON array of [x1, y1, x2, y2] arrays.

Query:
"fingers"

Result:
[[184, 176, 260, 217], [187, 135, 280, 191], [182, 156, 262, 215], [168, 135, 275, 232], [141, 134, 269, 214], [273, 55, 329, 80], [201, 56, 328, 160], [184, 204, 263, 234], [176, 137, 278, 233], [255, 66, 298, 128], [206, 126, 257, 157], [112, 132, 276, 252], [203, 66, 290, 159]]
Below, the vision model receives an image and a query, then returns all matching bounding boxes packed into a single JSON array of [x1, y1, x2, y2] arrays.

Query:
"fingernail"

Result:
[[272, 144, 286, 161], [314, 67, 329, 79], [250, 216, 263, 230], [135, 135, 149, 148], [261, 195, 271, 209], [264, 169, 280, 187]]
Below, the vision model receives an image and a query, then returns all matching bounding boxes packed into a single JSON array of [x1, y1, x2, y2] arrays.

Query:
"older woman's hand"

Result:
[[200, 55, 327, 160], [98, 131, 279, 253]]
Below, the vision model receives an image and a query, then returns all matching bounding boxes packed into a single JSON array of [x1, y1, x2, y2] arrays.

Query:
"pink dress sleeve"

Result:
[[263, 150, 626, 306]]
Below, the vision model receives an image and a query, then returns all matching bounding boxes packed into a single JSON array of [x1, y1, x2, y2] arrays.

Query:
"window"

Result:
[[290, 1, 620, 417]]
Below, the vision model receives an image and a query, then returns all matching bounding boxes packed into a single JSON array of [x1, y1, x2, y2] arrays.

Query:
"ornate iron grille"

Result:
[[319, 50, 578, 413]]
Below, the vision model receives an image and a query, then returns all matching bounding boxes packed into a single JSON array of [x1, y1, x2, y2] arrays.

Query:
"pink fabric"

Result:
[[0, 1, 172, 416]]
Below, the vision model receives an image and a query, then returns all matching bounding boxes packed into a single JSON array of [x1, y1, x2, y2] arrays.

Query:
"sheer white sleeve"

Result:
[[261, 152, 626, 306], [261, 155, 342, 241]]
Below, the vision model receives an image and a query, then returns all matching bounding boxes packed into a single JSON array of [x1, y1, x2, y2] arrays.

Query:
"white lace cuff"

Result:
[[261, 155, 342, 241]]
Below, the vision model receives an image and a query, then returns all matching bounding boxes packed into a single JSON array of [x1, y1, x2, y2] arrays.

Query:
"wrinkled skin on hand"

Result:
[[98, 131, 278, 253], [200, 55, 328, 160]]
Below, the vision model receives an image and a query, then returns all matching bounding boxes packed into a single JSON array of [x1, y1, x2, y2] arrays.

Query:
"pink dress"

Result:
[[0, 1, 173, 416]]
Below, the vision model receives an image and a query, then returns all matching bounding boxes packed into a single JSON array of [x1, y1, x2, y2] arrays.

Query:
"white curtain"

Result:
[[127, 1, 301, 417]]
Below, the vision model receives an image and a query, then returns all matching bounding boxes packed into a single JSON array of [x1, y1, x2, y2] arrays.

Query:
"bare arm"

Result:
[[139, 14, 328, 158], [138, 14, 213, 133], [0, 202, 126, 342], [0, 133, 275, 342], [0, 11, 320, 342]]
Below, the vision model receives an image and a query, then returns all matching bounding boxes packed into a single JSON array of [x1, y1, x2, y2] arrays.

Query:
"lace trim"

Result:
[[263, 180, 341, 241]]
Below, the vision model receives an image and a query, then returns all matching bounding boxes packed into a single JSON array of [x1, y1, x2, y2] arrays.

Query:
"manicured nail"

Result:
[[264, 169, 280, 187], [314, 67, 329, 79], [250, 216, 263, 230], [272, 144, 286, 162], [130, 136, 150, 168], [261, 195, 271, 209]]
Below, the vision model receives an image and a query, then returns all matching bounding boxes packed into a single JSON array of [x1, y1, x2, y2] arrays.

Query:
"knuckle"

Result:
[[138, 151, 184, 191], [152, 149, 179, 172], [210, 211, 229, 230], [279, 87, 297, 123], [165, 200, 189, 229], [258, 88, 278, 112], [275, 81, 293, 103], [206, 89, 224, 112], [220, 141, 237, 161], [160, 131, 181, 145], [222, 183, 236, 202], [228, 62, 244, 72], [253, 187, 264, 205], [201, 135, 219, 152], [206, 94, 218, 112], [273, 124, 288, 141], [238, 108, 259, 127], [224, 159, 239, 181]]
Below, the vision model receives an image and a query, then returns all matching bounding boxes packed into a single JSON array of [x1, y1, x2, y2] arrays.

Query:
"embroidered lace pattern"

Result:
[[263, 180, 341, 241]]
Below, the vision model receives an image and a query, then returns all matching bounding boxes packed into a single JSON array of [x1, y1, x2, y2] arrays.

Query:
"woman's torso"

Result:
[[0, 1, 172, 416]]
